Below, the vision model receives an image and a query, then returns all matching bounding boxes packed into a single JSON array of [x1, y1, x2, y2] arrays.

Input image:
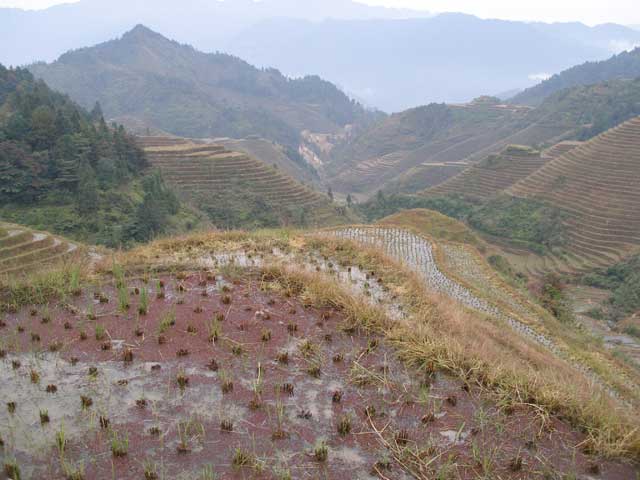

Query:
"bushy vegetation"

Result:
[[358, 192, 565, 253], [467, 196, 567, 253], [356, 192, 477, 223], [582, 255, 640, 322], [0, 64, 190, 246], [534, 78, 640, 140], [537, 274, 574, 324]]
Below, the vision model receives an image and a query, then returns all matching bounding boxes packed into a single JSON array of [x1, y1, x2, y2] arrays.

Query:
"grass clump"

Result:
[[138, 287, 149, 315], [110, 431, 129, 457], [313, 441, 329, 462], [158, 308, 176, 333], [4, 459, 21, 480]]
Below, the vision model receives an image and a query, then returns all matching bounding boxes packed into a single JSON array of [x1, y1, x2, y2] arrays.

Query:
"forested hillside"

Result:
[[0, 64, 197, 246], [512, 47, 640, 106], [29, 25, 377, 152]]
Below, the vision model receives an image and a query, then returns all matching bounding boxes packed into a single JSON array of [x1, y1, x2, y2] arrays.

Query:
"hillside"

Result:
[[421, 143, 580, 200], [217, 136, 319, 186], [139, 137, 353, 228], [0, 64, 197, 247], [0, 222, 82, 276], [328, 78, 640, 197], [1, 226, 639, 477], [505, 115, 640, 273], [29, 25, 375, 152], [325, 100, 572, 196], [512, 47, 640, 106]]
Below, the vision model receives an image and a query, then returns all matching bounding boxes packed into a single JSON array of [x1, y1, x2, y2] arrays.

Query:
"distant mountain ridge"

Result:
[[0, 0, 429, 67], [29, 25, 376, 150], [511, 47, 640, 105], [226, 13, 640, 110], [2, 2, 640, 110]]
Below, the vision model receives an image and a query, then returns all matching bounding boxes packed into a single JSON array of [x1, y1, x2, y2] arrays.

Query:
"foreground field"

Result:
[[0, 228, 638, 479]]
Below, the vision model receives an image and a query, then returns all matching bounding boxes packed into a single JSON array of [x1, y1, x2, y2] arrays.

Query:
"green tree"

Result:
[[76, 163, 99, 214]]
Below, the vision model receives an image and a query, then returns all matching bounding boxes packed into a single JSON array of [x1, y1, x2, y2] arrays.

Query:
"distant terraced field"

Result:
[[421, 143, 581, 200], [505, 116, 640, 274], [328, 102, 580, 197], [0, 223, 80, 276], [139, 137, 349, 227]]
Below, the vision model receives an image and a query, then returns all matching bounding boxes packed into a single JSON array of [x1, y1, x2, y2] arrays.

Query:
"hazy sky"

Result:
[[0, 0, 639, 26]]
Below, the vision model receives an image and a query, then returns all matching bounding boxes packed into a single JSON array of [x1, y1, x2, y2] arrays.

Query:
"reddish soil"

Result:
[[0, 272, 637, 479]]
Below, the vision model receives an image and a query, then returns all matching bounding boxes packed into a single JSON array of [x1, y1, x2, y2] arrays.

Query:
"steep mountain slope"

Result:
[[138, 137, 353, 229], [0, 64, 194, 247], [29, 25, 375, 151], [326, 100, 570, 196], [228, 14, 640, 111], [217, 137, 320, 187], [329, 78, 640, 197], [421, 143, 581, 200], [506, 116, 640, 271], [512, 47, 640, 106]]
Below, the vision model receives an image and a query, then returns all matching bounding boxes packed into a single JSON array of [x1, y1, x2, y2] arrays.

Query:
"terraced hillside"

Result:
[[421, 143, 581, 200], [507, 115, 640, 273], [139, 137, 349, 228], [326, 101, 580, 197], [217, 136, 319, 186], [0, 223, 80, 276]]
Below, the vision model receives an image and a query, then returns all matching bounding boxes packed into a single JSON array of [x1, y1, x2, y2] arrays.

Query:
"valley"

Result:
[[1, 6, 640, 480]]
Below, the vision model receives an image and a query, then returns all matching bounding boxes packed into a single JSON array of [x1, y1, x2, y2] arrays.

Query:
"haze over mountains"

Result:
[[512, 46, 640, 105], [0, 0, 428, 66], [226, 14, 640, 110], [29, 25, 376, 150], [3, 0, 640, 110]]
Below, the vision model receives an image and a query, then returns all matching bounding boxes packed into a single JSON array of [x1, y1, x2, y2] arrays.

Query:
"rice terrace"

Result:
[[2, 2, 640, 479]]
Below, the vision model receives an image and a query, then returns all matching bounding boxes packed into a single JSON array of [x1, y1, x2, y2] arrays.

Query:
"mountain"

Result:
[[511, 47, 640, 105], [138, 136, 356, 229], [420, 144, 565, 201], [0, 63, 198, 247], [326, 77, 640, 197], [505, 116, 640, 272], [226, 13, 640, 111], [29, 25, 376, 151], [0, 0, 428, 67]]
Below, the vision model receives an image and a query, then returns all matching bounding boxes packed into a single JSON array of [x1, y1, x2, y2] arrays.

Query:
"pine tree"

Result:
[[76, 162, 99, 214]]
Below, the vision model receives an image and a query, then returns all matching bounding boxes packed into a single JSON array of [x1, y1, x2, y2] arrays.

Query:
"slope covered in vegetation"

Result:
[[0, 64, 197, 247], [512, 47, 640, 106], [29, 25, 377, 151], [140, 137, 355, 229], [328, 78, 640, 198], [508, 115, 640, 271]]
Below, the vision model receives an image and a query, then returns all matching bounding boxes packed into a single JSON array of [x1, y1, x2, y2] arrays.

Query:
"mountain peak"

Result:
[[121, 24, 165, 42]]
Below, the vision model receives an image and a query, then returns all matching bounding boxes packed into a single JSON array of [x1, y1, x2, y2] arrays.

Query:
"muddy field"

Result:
[[0, 268, 637, 479]]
